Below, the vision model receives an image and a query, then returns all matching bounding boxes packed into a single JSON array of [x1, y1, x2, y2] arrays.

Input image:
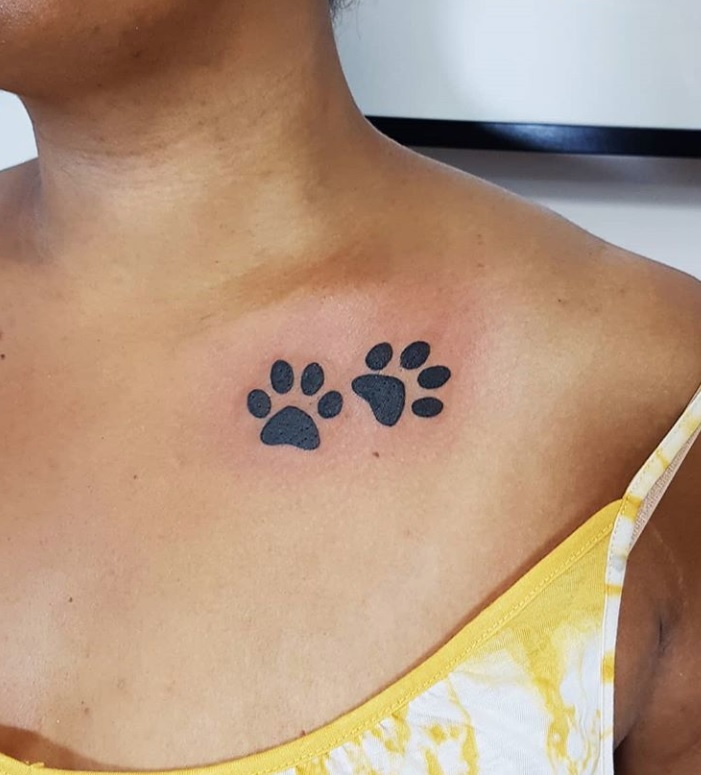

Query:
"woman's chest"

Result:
[[0, 464, 663, 772], [0, 318, 667, 771]]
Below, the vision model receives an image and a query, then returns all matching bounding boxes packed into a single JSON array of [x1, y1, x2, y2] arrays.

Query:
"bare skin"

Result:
[[0, 0, 700, 770]]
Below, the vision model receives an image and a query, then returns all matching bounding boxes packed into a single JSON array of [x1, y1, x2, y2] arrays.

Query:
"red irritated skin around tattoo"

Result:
[[171, 280, 489, 472]]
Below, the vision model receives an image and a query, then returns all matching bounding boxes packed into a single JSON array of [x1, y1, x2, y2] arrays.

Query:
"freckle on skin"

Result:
[[372, 451, 380, 458]]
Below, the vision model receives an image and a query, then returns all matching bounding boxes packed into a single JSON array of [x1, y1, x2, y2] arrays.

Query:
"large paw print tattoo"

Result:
[[247, 360, 343, 450], [351, 341, 451, 426]]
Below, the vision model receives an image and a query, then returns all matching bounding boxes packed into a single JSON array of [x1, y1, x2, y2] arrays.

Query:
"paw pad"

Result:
[[247, 360, 343, 450], [352, 341, 451, 427]]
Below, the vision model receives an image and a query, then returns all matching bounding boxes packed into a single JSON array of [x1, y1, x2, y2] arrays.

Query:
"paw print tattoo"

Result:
[[351, 341, 451, 426], [247, 360, 343, 451], [246, 340, 451, 450]]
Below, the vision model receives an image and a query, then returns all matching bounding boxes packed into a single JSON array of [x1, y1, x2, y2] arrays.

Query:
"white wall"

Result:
[[335, 0, 701, 129], [1, 91, 699, 279], [0, 91, 35, 170]]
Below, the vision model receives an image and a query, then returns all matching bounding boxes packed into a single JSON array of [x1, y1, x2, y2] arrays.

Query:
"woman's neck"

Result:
[[10, 0, 393, 306]]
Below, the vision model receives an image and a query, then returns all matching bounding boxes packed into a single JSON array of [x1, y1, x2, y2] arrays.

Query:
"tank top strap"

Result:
[[601, 381, 701, 772], [623, 382, 701, 550]]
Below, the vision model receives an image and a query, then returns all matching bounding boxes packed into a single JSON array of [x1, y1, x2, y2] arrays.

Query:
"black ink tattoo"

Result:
[[352, 341, 451, 426], [247, 361, 343, 450]]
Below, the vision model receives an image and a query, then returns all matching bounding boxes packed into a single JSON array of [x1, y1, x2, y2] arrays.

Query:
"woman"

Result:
[[0, 0, 699, 772]]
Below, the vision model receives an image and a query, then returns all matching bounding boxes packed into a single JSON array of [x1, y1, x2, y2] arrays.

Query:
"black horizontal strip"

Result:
[[367, 117, 701, 159]]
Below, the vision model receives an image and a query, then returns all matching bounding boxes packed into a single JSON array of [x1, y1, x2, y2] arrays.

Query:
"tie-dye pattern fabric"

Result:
[[1, 387, 700, 775]]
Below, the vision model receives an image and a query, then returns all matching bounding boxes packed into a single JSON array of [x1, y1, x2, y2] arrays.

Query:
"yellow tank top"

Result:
[[2, 385, 701, 775]]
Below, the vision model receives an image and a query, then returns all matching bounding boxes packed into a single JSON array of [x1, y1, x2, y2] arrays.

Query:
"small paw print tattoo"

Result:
[[351, 341, 451, 426], [247, 360, 343, 450]]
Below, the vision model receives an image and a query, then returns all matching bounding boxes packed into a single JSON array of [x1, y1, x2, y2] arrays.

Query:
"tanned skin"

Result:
[[0, 0, 699, 769]]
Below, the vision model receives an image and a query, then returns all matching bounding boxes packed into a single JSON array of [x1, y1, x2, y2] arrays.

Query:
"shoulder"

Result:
[[428, 167, 701, 770], [0, 159, 38, 265], [416, 146, 701, 387], [396, 149, 701, 459], [421, 159, 701, 772], [0, 158, 35, 205]]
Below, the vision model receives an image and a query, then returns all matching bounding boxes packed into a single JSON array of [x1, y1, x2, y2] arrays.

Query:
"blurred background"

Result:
[[1, 0, 699, 277]]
